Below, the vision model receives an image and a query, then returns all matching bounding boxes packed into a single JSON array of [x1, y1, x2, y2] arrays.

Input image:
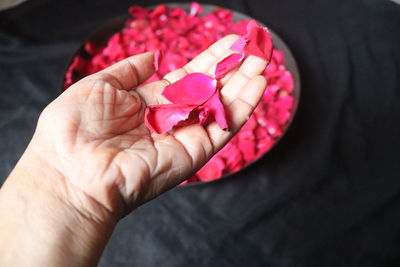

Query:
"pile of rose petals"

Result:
[[145, 19, 273, 134], [63, 2, 296, 184]]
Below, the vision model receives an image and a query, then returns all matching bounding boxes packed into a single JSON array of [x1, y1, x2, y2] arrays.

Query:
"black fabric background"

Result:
[[1, 0, 400, 266]]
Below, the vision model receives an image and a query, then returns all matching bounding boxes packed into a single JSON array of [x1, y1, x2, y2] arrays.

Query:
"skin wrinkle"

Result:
[[202, 124, 216, 154], [205, 122, 230, 151], [124, 152, 153, 206], [125, 58, 142, 89], [151, 135, 176, 177], [148, 136, 184, 194], [44, 125, 122, 216], [103, 83, 116, 124], [80, 149, 120, 212], [170, 134, 196, 171], [31, 148, 116, 222]]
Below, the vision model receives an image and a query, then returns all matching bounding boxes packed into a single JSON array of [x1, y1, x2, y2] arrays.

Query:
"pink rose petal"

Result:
[[244, 21, 273, 62], [162, 73, 217, 105], [175, 106, 209, 128], [238, 138, 256, 163], [149, 4, 168, 19], [244, 20, 273, 62], [129, 6, 149, 19], [202, 91, 228, 130], [145, 104, 197, 134], [189, 2, 203, 16], [214, 53, 244, 79], [241, 115, 258, 131], [230, 37, 247, 53], [245, 20, 258, 33], [256, 136, 275, 158], [266, 121, 283, 138], [196, 156, 225, 181], [217, 142, 244, 172]]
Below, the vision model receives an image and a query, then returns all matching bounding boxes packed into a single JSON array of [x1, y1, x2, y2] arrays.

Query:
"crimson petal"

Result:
[[214, 53, 244, 79], [189, 2, 203, 16], [196, 156, 225, 182], [244, 21, 273, 62], [129, 6, 149, 19], [203, 91, 228, 130], [162, 73, 217, 105], [145, 104, 197, 134]]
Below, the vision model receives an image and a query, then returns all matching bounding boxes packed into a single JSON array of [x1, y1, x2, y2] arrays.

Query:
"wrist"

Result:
[[0, 146, 117, 266]]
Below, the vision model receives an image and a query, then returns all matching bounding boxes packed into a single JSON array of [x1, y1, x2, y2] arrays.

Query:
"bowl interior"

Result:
[[64, 3, 301, 186]]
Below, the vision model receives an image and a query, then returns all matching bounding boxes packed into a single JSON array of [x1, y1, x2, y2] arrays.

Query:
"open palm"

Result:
[[32, 35, 267, 217]]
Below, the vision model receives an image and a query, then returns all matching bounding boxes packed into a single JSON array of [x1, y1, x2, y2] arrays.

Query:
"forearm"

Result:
[[0, 148, 116, 267]]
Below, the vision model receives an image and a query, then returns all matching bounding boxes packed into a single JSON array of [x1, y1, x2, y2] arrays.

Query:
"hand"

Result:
[[0, 34, 267, 267], [31, 34, 267, 218]]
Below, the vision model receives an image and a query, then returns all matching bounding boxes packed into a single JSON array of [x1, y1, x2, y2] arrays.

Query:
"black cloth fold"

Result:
[[1, 0, 400, 266]]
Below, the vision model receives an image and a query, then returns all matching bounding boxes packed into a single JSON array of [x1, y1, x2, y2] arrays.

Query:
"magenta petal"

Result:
[[244, 22, 274, 62], [215, 53, 244, 79], [128, 6, 149, 19], [145, 104, 197, 134], [162, 73, 217, 105], [241, 114, 258, 131], [189, 2, 203, 16], [238, 138, 256, 163], [222, 144, 244, 172], [176, 106, 209, 127], [245, 19, 258, 33], [203, 91, 228, 130], [196, 156, 225, 181], [230, 37, 247, 53], [196, 106, 209, 125]]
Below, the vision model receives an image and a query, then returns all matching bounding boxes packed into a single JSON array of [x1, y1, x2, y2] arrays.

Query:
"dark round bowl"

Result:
[[63, 3, 301, 186]]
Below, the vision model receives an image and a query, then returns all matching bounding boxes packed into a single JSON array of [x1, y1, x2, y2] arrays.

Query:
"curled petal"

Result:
[[176, 106, 209, 127], [215, 53, 244, 79], [196, 156, 225, 181], [230, 37, 247, 53], [244, 21, 273, 62], [203, 91, 228, 130], [145, 104, 197, 134], [245, 19, 258, 33], [162, 73, 217, 105]]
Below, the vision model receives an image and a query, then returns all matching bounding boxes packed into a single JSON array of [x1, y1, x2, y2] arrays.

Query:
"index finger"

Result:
[[163, 34, 240, 83], [136, 34, 240, 105]]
